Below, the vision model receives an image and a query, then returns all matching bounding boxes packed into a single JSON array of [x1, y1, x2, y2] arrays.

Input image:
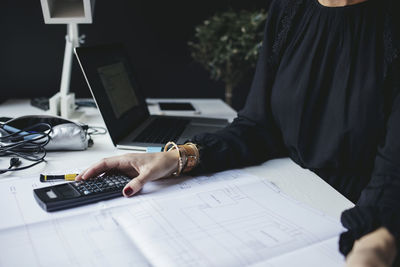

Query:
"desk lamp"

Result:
[[40, 0, 95, 118]]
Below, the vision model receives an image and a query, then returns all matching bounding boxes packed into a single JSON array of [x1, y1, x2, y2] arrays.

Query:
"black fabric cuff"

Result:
[[187, 132, 229, 175], [339, 206, 400, 264]]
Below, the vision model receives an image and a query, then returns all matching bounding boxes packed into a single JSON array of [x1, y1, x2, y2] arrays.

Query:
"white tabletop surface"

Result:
[[0, 98, 354, 220]]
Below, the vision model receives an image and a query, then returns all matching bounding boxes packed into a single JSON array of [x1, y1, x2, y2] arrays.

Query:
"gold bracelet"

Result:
[[163, 141, 200, 176], [180, 143, 199, 173], [163, 141, 185, 176]]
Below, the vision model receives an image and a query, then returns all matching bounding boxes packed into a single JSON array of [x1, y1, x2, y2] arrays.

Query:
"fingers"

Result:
[[76, 157, 121, 180], [75, 168, 89, 181], [75, 152, 175, 198], [123, 173, 147, 197]]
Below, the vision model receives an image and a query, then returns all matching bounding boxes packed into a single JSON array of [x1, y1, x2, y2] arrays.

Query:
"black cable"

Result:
[[0, 157, 21, 174], [0, 122, 101, 173], [0, 122, 51, 174]]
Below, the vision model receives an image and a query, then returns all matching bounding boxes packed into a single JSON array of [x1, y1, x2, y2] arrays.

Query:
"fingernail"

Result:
[[124, 187, 133, 197]]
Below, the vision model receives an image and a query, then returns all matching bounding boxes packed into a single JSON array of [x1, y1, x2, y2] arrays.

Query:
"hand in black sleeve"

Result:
[[190, 1, 288, 174], [340, 60, 400, 264]]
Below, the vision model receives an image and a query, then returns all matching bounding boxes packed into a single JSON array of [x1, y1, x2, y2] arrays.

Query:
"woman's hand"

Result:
[[346, 227, 397, 267], [75, 151, 179, 197]]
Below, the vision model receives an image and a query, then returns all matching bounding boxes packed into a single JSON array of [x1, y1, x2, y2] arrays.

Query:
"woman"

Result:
[[77, 0, 400, 265]]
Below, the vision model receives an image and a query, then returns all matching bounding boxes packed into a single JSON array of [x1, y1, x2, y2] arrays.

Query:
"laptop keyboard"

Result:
[[133, 117, 190, 144]]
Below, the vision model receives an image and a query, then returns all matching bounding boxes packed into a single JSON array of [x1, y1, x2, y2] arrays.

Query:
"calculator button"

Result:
[[71, 174, 131, 195]]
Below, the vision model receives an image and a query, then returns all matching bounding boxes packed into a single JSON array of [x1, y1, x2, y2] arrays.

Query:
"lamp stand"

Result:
[[49, 23, 84, 118]]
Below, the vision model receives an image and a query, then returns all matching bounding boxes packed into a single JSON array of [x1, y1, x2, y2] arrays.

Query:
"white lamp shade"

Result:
[[40, 0, 95, 24]]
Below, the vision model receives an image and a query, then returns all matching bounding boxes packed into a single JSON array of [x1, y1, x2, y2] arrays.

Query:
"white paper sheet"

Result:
[[250, 237, 344, 267], [114, 171, 345, 267], [0, 170, 346, 267], [0, 176, 134, 230], [0, 211, 150, 267]]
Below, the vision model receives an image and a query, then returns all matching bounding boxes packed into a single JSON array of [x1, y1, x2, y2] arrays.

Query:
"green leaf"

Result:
[[188, 9, 268, 88]]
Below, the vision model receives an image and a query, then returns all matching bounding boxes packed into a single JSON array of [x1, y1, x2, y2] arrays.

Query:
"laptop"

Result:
[[74, 44, 229, 151]]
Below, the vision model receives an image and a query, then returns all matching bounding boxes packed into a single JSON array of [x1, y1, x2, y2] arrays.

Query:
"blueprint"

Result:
[[250, 237, 344, 267], [0, 211, 150, 267], [114, 170, 345, 267], [0, 170, 345, 266]]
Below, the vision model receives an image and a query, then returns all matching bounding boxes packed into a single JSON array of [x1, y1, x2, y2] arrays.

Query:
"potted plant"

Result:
[[188, 9, 267, 106]]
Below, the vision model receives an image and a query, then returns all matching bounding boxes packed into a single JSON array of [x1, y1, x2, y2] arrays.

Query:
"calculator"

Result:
[[33, 174, 132, 212]]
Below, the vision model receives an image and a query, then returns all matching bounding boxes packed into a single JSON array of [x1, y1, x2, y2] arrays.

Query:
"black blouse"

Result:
[[191, 0, 400, 261]]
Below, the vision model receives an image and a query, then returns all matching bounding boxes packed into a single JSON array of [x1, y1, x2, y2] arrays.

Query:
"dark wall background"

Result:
[[1, 0, 271, 110]]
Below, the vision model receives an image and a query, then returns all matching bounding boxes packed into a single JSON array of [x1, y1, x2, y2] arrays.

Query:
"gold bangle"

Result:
[[164, 141, 185, 176], [163, 141, 200, 175], [179, 142, 199, 173]]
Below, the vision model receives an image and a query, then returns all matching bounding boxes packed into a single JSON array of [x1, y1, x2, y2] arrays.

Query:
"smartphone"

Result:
[[158, 102, 196, 111]]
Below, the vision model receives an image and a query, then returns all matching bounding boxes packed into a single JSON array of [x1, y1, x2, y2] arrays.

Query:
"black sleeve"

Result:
[[190, 1, 288, 174], [339, 60, 400, 262]]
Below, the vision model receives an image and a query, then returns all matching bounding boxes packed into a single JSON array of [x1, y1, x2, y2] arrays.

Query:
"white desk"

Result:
[[0, 98, 354, 266], [0, 98, 237, 177], [0, 98, 352, 216]]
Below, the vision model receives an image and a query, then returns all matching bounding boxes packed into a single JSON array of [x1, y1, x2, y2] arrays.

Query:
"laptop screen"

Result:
[[75, 44, 149, 145], [97, 62, 140, 119]]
